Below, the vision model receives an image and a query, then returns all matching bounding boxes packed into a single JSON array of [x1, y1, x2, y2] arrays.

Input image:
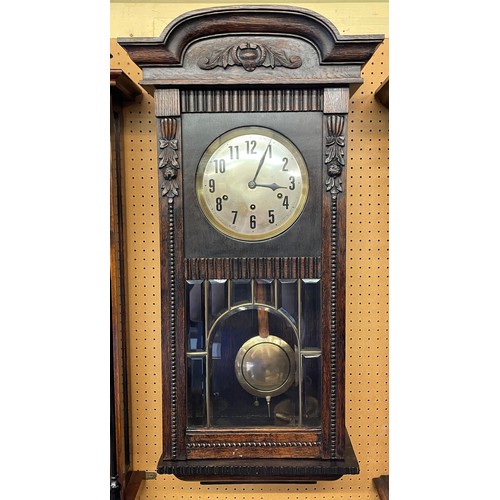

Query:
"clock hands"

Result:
[[248, 141, 272, 189], [253, 182, 286, 191]]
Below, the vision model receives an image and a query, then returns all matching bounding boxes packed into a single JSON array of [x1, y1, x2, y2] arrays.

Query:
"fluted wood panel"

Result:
[[181, 89, 323, 113], [185, 256, 321, 280]]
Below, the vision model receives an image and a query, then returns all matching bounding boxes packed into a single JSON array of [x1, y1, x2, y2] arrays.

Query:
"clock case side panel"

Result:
[[321, 90, 350, 460], [155, 90, 188, 462]]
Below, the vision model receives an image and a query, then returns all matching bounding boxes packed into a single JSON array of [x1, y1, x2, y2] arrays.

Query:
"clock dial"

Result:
[[196, 127, 309, 241]]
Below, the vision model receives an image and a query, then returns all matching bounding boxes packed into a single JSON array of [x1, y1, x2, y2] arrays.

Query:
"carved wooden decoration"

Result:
[[198, 42, 302, 71], [119, 5, 383, 483], [158, 117, 180, 200]]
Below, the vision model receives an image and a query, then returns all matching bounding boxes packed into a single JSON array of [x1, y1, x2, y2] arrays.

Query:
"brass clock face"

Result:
[[196, 126, 309, 241]]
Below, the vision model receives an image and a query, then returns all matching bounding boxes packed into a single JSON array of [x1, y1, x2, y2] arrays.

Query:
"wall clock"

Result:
[[119, 5, 383, 483]]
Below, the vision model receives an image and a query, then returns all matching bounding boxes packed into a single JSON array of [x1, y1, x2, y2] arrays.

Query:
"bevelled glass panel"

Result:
[[230, 279, 252, 306], [208, 279, 228, 328], [277, 279, 298, 326], [186, 280, 205, 352], [254, 278, 275, 307], [302, 354, 322, 427], [301, 279, 321, 348], [209, 306, 298, 428], [187, 356, 206, 427]]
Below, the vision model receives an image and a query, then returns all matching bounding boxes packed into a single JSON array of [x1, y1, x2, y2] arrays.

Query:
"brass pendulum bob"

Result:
[[234, 285, 296, 412]]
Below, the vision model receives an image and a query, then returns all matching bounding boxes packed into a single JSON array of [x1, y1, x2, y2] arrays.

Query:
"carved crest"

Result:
[[198, 42, 302, 72]]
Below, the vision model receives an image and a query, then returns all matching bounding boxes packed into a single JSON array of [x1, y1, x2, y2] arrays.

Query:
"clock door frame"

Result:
[[118, 5, 383, 482]]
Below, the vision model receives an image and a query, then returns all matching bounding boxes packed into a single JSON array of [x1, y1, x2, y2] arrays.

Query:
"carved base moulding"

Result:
[[159, 432, 359, 483]]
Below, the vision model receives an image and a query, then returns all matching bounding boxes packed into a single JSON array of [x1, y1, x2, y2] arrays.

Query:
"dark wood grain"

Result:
[[118, 5, 384, 67], [320, 134, 333, 459], [110, 68, 142, 102], [185, 257, 321, 280], [123, 471, 146, 500], [158, 430, 359, 482], [334, 116, 348, 458], [181, 89, 324, 113], [186, 429, 321, 460], [373, 475, 389, 500], [375, 78, 389, 108], [110, 69, 144, 495], [158, 141, 173, 461], [173, 118, 187, 460]]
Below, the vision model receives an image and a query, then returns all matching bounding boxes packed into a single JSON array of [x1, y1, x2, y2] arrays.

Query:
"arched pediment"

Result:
[[119, 5, 384, 68]]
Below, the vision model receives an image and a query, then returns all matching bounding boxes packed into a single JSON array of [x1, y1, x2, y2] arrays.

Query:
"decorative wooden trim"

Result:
[[187, 441, 320, 449], [167, 202, 178, 459], [181, 89, 323, 113], [185, 256, 321, 280], [329, 193, 338, 457], [158, 118, 180, 201], [325, 114, 346, 196], [332, 114, 347, 458], [118, 5, 384, 68], [198, 42, 302, 72], [321, 112, 347, 458], [155, 88, 180, 117], [158, 432, 359, 480], [323, 87, 349, 114]]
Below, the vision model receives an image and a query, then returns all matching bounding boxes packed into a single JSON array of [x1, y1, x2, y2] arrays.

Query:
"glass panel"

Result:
[[277, 279, 298, 326], [208, 279, 228, 328], [209, 306, 298, 428], [231, 279, 252, 306], [301, 279, 321, 348], [186, 280, 205, 352], [187, 356, 206, 427], [254, 278, 274, 306], [302, 354, 322, 427]]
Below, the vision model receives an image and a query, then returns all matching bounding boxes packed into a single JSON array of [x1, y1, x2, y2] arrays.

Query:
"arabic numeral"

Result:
[[268, 210, 275, 224], [282, 196, 289, 209], [289, 176, 295, 190], [231, 211, 238, 224], [216, 197, 223, 211], [249, 214, 257, 229], [229, 145, 239, 160], [213, 159, 226, 173], [208, 179, 216, 193], [246, 140, 257, 155], [281, 157, 289, 171]]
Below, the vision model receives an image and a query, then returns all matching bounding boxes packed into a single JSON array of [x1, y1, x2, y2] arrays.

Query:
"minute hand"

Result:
[[248, 141, 272, 188]]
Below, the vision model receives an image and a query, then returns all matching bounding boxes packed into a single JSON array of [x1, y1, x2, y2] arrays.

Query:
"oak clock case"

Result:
[[118, 4, 384, 483]]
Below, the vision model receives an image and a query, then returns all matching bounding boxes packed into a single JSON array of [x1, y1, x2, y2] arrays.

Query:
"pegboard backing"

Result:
[[110, 32, 388, 499]]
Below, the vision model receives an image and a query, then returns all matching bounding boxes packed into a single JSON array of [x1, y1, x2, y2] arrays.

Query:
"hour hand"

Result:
[[253, 182, 286, 191]]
